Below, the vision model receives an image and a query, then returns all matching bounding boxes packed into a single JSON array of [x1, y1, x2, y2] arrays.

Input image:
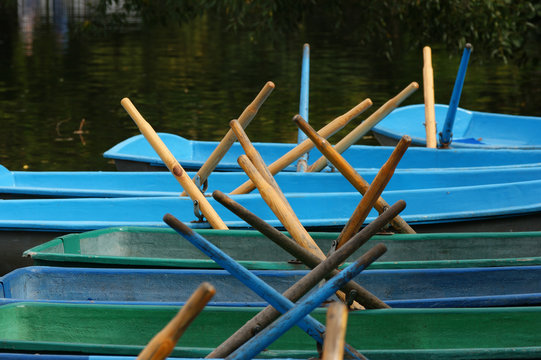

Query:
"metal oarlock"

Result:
[[192, 200, 206, 223], [193, 174, 209, 193]]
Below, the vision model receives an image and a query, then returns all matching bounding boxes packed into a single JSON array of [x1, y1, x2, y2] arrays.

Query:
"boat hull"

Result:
[[0, 303, 539, 359], [1, 266, 540, 308], [23, 227, 541, 271], [103, 133, 541, 171], [5, 165, 541, 198], [1, 180, 541, 273], [372, 104, 541, 149]]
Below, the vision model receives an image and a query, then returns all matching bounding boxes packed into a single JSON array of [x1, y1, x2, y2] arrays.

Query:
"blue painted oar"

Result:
[[296, 43, 310, 172], [162, 213, 370, 360], [226, 243, 386, 360], [440, 43, 473, 147]]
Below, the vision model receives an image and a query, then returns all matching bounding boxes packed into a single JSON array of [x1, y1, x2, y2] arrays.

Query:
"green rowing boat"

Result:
[[0, 302, 539, 359], [23, 227, 541, 270]]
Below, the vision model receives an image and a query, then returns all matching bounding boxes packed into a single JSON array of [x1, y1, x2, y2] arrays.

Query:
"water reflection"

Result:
[[1, 0, 540, 171]]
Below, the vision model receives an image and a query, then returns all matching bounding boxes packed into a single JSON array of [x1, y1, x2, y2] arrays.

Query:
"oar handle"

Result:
[[229, 98, 372, 195], [121, 98, 228, 230], [322, 302, 348, 360], [440, 43, 472, 147], [184, 81, 275, 194], [136, 282, 216, 360], [307, 82, 418, 173], [294, 114, 415, 234], [335, 135, 412, 248], [423, 46, 437, 148]]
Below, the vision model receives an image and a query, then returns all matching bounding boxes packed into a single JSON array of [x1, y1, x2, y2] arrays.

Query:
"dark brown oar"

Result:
[[322, 302, 349, 360], [229, 98, 372, 195], [212, 189, 399, 309], [208, 192, 403, 358], [181, 81, 275, 195], [334, 135, 412, 250], [294, 114, 415, 234], [137, 282, 216, 360]]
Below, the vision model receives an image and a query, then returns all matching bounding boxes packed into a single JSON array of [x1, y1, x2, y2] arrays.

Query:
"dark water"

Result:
[[1, 1, 540, 171]]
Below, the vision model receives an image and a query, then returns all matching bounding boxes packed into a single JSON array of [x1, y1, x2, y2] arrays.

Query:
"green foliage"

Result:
[[80, 0, 540, 63]]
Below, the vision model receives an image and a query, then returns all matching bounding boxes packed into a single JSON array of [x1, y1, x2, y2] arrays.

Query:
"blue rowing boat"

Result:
[[1, 179, 540, 233], [102, 133, 541, 171], [1, 266, 539, 308], [4, 164, 541, 198], [2, 179, 541, 274], [372, 104, 541, 149]]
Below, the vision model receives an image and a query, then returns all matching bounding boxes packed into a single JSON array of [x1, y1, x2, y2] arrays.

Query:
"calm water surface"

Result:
[[1, 1, 540, 171]]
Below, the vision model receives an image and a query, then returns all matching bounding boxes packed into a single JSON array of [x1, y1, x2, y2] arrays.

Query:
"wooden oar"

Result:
[[237, 154, 326, 258], [322, 302, 348, 360], [296, 43, 310, 172], [163, 214, 369, 360], [181, 81, 275, 195], [225, 244, 386, 360], [121, 98, 228, 230], [440, 43, 473, 148], [423, 46, 437, 148], [334, 135, 411, 249], [136, 282, 216, 360], [213, 189, 401, 309], [237, 153, 362, 308], [229, 98, 372, 195], [208, 192, 403, 357], [230, 119, 287, 204], [294, 115, 415, 234], [307, 82, 419, 172]]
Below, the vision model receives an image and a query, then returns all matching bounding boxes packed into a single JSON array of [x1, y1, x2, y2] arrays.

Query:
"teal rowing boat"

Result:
[[23, 227, 541, 270], [0, 302, 539, 359]]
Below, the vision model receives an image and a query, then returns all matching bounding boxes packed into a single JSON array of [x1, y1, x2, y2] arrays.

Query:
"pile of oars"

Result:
[[122, 44, 419, 359], [135, 196, 406, 360]]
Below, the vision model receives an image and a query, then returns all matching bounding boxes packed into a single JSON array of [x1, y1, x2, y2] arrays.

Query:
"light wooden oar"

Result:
[[163, 214, 369, 360], [307, 82, 418, 172], [237, 154, 361, 309], [294, 115, 415, 234], [121, 98, 228, 230], [230, 119, 288, 205], [229, 98, 372, 195], [180, 81, 275, 195], [136, 282, 216, 360], [212, 189, 398, 310], [334, 135, 411, 250], [208, 192, 403, 358], [322, 302, 348, 360], [237, 154, 326, 258], [423, 46, 437, 148]]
